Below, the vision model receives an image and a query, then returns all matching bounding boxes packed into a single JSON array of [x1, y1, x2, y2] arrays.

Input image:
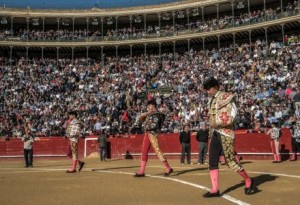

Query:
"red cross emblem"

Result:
[[223, 129, 231, 135], [221, 93, 230, 100], [219, 111, 230, 125]]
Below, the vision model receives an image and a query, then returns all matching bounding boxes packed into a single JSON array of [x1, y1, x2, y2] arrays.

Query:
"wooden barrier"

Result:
[[0, 129, 296, 160]]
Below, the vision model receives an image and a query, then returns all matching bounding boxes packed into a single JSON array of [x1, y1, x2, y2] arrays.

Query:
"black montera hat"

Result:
[[203, 77, 220, 90], [147, 99, 157, 107], [68, 111, 78, 117]]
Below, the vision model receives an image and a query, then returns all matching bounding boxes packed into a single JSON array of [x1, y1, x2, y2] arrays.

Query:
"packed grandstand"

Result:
[[0, 0, 299, 137]]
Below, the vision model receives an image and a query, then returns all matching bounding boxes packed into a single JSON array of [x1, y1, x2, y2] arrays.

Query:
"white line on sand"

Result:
[[250, 171, 300, 179], [4, 166, 300, 204], [0, 166, 249, 204], [93, 169, 250, 205]]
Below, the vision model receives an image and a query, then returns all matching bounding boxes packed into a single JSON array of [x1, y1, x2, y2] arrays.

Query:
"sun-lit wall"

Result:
[[0, 129, 294, 160]]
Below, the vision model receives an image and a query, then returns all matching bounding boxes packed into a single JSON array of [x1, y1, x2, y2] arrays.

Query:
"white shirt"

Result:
[[94, 122, 102, 131], [231, 103, 237, 118], [267, 127, 280, 140], [275, 111, 282, 119]]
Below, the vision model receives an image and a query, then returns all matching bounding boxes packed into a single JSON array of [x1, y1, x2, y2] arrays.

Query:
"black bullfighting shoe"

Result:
[[78, 161, 85, 171], [134, 173, 145, 177], [66, 170, 76, 173], [164, 168, 173, 176], [203, 191, 221, 198], [245, 178, 255, 195]]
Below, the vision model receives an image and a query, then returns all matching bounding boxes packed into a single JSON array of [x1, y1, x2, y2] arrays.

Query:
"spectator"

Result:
[[196, 124, 209, 164], [94, 118, 103, 135], [0, 33, 300, 137], [274, 107, 283, 126], [98, 129, 108, 161], [290, 121, 300, 161], [179, 124, 192, 165]]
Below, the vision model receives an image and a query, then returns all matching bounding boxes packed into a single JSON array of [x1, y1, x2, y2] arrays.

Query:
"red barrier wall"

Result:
[[0, 129, 296, 160], [0, 137, 84, 158], [84, 128, 293, 160]]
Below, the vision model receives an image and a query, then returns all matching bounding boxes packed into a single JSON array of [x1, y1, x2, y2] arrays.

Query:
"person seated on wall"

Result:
[[250, 119, 263, 133]]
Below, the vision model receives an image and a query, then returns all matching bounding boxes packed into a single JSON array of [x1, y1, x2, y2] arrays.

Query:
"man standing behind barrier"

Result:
[[290, 121, 300, 161], [196, 124, 209, 164], [202, 77, 255, 197], [179, 124, 192, 164], [65, 111, 85, 173], [131, 100, 173, 177], [98, 129, 108, 161]]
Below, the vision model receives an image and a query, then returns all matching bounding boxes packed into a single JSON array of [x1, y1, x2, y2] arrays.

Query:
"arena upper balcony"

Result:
[[0, 0, 299, 59], [0, 0, 192, 10]]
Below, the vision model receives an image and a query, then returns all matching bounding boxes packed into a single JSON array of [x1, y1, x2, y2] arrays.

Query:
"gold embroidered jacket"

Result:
[[208, 91, 237, 138], [66, 118, 83, 139], [143, 112, 165, 134], [133, 112, 165, 135]]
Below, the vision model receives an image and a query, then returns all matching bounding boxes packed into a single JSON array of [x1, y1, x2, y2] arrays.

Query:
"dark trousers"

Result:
[[24, 149, 33, 166], [198, 142, 207, 164], [291, 138, 300, 153], [181, 143, 191, 164], [100, 147, 107, 161], [209, 131, 242, 171], [209, 132, 223, 170]]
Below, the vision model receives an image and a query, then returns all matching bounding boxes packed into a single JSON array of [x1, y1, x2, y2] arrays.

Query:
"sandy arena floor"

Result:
[[0, 158, 300, 205]]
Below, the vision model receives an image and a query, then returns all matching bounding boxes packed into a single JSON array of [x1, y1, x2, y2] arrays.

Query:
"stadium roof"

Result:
[[0, 0, 185, 9]]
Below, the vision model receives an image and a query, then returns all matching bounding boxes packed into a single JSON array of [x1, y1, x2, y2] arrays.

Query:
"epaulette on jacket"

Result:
[[216, 92, 235, 109]]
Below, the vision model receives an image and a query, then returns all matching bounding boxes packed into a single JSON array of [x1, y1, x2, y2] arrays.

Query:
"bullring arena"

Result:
[[1, 131, 300, 205], [0, 157, 300, 205], [1, 0, 300, 204]]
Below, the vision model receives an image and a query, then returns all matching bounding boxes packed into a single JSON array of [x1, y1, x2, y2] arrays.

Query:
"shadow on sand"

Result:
[[222, 174, 278, 195]]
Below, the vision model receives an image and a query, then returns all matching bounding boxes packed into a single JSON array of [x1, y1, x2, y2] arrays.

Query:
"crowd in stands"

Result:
[[0, 1, 298, 41], [0, 33, 300, 138]]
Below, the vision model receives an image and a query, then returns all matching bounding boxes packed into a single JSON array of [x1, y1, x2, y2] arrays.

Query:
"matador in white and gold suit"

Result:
[[202, 77, 256, 198], [65, 111, 85, 173]]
